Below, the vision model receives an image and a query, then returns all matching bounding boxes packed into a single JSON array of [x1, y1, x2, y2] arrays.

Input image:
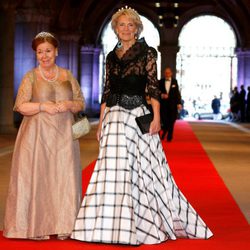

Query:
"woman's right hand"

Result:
[[96, 123, 102, 141], [96, 103, 106, 141], [41, 101, 59, 115]]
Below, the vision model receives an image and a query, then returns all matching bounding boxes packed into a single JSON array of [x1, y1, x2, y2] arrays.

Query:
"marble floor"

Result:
[[0, 120, 249, 230]]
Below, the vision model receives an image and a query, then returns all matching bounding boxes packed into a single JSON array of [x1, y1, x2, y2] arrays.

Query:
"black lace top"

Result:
[[101, 38, 160, 109]]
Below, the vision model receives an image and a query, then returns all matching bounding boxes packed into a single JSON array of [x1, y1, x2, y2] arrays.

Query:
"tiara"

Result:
[[35, 31, 55, 39], [116, 5, 138, 15]]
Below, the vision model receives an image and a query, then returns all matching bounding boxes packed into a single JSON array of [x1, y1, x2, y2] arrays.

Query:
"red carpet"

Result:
[[1, 121, 249, 249]]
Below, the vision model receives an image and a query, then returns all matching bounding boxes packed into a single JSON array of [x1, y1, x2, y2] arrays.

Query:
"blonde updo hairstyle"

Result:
[[111, 7, 143, 39], [32, 32, 59, 51]]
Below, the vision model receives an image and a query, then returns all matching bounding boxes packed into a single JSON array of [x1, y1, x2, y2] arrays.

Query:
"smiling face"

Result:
[[116, 14, 137, 43], [36, 42, 57, 69]]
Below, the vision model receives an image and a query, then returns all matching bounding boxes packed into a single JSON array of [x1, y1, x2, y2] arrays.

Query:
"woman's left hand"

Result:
[[149, 118, 161, 135], [56, 101, 71, 113]]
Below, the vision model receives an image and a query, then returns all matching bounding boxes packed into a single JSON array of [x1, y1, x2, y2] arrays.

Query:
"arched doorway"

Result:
[[176, 15, 237, 116]]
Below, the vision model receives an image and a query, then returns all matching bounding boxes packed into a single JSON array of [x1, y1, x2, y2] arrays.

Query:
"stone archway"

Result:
[[176, 15, 237, 116]]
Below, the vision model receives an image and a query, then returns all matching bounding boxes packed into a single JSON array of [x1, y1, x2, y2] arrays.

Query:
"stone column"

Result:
[[158, 43, 179, 77], [0, 5, 16, 133], [80, 45, 102, 115], [236, 48, 250, 89], [92, 47, 103, 113], [14, 9, 51, 127], [56, 33, 80, 78]]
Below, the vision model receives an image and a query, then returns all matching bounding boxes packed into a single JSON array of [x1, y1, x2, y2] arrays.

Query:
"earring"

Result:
[[117, 40, 123, 49], [55, 51, 58, 56], [134, 33, 138, 40]]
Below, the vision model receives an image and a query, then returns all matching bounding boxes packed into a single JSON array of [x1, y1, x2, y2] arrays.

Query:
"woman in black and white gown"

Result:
[[71, 6, 213, 245]]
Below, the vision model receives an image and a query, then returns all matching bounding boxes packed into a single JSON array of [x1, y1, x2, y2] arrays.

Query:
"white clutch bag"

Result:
[[72, 115, 91, 140]]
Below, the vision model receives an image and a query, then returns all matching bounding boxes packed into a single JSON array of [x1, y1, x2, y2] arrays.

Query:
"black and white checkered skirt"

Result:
[[71, 105, 213, 245]]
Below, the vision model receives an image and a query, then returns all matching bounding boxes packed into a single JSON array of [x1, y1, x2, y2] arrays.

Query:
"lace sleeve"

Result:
[[146, 48, 161, 102], [68, 70, 85, 110], [13, 71, 33, 111], [101, 53, 111, 104]]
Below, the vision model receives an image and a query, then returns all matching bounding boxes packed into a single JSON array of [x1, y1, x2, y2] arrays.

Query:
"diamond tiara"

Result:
[[116, 5, 138, 15], [35, 31, 55, 39]]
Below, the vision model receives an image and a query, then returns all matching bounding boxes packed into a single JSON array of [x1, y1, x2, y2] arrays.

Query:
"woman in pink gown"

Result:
[[3, 32, 85, 240]]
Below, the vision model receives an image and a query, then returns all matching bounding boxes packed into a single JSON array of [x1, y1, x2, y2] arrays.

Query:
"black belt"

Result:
[[106, 93, 147, 110]]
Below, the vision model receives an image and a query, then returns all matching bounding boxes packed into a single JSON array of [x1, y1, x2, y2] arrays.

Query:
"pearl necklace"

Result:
[[39, 65, 59, 83]]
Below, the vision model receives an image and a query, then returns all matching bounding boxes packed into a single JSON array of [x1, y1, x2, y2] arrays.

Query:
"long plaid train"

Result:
[[71, 105, 213, 245]]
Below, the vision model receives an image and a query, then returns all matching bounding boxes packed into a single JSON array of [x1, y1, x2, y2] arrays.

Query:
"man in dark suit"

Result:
[[211, 95, 221, 120], [159, 67, 182, 141]]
